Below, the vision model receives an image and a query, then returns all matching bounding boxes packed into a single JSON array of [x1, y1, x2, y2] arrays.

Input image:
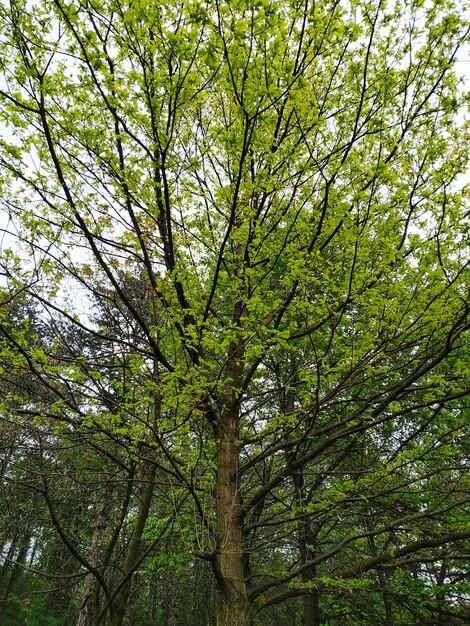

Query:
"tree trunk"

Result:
[[285, 386, 323, 626], [76, 498, 109, 626], [367, 536, 394, 626], [216, 593, 252, 626], [108, 367, 161, 626], [214, 325, 251, 626], [298, 520, 322, 625], [435, 559, 447, 626], [108, 459, 157, 626], [150, 572, 159, 625], [377, 570, 394, 626], [214, 414, 252, 626], [1, 531, 30, 605], [163, 572, 181, 626], [211, 224, 252, 626], [77, 589, 94, 626], [301, 566, 322, 625], [0, 529, 20, 595]]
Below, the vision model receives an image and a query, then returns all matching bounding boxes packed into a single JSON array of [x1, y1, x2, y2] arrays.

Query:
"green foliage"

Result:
[[0, 0, 469, 624], [1, 584, 73, 626]]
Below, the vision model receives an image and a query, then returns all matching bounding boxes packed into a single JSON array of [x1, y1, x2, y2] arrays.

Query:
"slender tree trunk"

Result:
[[211, 222, 254, 626], [284, 385, 323, 626], [368, 537, 394, 626], [0, 529, 19, 594], [300, 542, 322, 625], [163, 572, 181, 626], [436, 559, 447, 626], [296, 497, 322, 625], [205, 570, 215, 626], [108, 459, 157, 626], [108, 366, 161, 626], [76, 495, 110, 626], [150, 572, 159, 625], [377, 570, 394, 626], [1, 531, 30, 605]]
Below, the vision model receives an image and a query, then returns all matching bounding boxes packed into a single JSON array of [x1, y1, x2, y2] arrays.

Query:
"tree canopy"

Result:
[[0, 1, 469, 625]]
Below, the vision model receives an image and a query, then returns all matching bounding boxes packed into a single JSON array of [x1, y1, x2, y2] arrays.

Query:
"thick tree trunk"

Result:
[[76, 589, 94, 626], [214, 413, 252, 626], [211, 227, 253, 626], [216, 593, 252, 626], [301, 565, 322, 625], [214, 321, 252, 626]]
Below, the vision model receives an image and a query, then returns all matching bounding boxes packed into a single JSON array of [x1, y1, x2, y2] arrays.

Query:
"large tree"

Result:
[[1, 1, 469, 625]]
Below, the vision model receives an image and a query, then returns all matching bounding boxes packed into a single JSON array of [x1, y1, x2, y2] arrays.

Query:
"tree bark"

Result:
[[76, 494, 110, 626], [296, 494, 322, 625], [0, 529, 19, 595], [214, 411, 252, 626], [1, 531, 31, 607], [107, 366, 161, 626], [107, 459, 157, 626], [163, 572, 181, 626], [285, 386, 323, 626], [368, 536, 394, 626], [214, 323, 252, 626]]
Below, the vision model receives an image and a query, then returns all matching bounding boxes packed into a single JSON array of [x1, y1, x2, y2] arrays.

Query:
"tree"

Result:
[[0, 1, 469, 625], [0, 287, 180, 626]]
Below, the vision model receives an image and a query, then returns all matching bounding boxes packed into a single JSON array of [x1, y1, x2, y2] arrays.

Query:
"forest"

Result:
[[0, 0, 469, 625]]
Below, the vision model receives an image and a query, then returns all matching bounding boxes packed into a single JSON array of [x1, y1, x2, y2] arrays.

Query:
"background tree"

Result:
[[1, 1, 469, 625]]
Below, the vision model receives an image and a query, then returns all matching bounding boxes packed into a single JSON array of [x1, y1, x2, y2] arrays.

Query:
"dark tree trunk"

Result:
[[1, 531, 31, 606], [108, 460, 157, 626], [214, 322, 252, 626], [214, 411, 252, 626]]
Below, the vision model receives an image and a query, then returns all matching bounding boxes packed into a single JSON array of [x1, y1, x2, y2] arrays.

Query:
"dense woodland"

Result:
[[0, 0, 469, 625]]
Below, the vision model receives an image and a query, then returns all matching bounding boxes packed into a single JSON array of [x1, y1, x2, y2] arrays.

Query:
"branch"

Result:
[[256, 530, 470, 611]]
